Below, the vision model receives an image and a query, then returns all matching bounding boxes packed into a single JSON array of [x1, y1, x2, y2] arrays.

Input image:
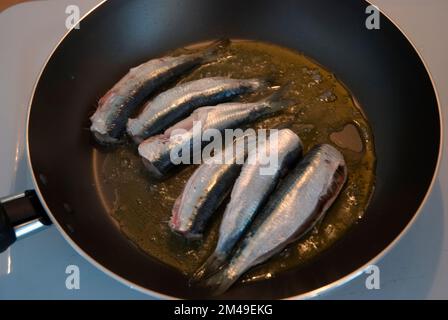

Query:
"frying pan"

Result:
[[0, 0, 442, 299]]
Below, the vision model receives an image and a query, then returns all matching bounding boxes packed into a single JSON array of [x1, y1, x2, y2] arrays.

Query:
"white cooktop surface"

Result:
[[0, 0, 447, 299]]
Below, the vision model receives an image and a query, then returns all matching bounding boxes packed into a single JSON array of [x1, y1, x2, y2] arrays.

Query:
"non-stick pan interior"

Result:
[[28, 0, 440, 299]]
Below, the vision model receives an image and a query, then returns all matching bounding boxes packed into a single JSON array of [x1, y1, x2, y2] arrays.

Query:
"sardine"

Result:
[[202, 144, 347, 295], [138, 90, 293, 178], [127, 77, 268, 143], [90, 39, 229, 145], [170, 135, 257, 239], [193, 129, 303, 281]]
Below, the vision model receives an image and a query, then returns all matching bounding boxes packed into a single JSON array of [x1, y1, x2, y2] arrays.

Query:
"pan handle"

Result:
[[0, 190, 52, 253]]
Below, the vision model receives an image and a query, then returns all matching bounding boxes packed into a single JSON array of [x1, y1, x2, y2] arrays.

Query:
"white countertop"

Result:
[[0, 0, 447, 299]]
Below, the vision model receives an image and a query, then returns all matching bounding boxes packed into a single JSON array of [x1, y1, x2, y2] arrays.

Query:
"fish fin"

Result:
[[199, 267, 238, 296], [262, 84, 297, 112], [201, 39, 231, 63], [191, 252, 227, 283], [141, 157, 164, 179], [92, 131, 123, 146]]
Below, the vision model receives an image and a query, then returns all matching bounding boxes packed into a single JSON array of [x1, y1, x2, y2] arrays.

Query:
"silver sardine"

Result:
[[202, 144, 347, 295], [193, 129, 303, 280], [138, 91, 292, 178], [127, 77, 267, 143], [90, 39, 229, 145], [170, 135, 257, 239]]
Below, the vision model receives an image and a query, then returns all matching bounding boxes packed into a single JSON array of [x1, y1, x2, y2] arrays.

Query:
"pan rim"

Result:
[[25, 0, 444, 300]]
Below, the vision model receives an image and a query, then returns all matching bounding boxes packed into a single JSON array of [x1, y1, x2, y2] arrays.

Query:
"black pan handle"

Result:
[[0, 190, 51, 253]]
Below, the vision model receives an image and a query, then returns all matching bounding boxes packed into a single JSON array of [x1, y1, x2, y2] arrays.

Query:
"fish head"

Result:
[[170, 195, 203, 241]]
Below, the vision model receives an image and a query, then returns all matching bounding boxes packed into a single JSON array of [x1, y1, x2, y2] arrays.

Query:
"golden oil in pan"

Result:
[[93, 40, 376, 282]]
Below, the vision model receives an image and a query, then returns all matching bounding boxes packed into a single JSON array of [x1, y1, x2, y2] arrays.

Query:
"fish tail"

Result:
[[200, 267, 238, 296], [191, 252, 227, 283], [263, 84, 297, 113], [202, 38, 231, 63]]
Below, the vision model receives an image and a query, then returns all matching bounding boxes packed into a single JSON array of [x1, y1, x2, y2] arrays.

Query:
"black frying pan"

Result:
[[0, 0, 441, 299]]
